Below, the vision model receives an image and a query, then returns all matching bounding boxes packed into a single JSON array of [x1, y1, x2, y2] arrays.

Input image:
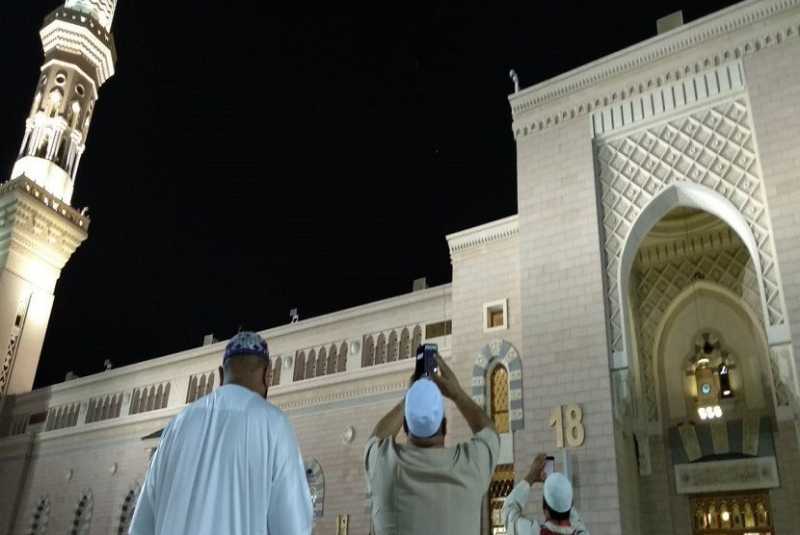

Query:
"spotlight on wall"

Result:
[[698, 407, 708, 420]]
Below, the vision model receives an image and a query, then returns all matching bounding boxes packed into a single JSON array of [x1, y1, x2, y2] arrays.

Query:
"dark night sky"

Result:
[[0, 1, 739, 387]]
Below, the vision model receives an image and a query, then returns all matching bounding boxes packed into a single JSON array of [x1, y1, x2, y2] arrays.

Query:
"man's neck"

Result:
[[224, 380, 265, 397]]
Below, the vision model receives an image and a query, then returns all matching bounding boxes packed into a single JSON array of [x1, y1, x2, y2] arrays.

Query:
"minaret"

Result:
[[0, 0, 117, 397]]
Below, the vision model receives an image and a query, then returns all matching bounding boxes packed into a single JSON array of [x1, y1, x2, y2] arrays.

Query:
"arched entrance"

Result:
[[613, 196, 793, 534]]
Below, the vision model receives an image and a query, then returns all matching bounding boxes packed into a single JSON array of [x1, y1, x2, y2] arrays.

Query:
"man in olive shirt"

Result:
[[364, 355, 500, 535]]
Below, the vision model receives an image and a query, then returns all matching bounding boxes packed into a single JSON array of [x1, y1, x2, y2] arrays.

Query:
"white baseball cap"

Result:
[[404, 379, 444, 438], [543, 473, 573, 513]]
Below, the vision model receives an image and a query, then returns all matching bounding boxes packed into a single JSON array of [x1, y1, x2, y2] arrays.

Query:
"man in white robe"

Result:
[[129, 331, 312, 535]]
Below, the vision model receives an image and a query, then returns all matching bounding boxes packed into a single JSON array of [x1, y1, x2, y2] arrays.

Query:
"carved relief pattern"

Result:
[[596, 98, 785, 418], [634, 243, 756, 420]]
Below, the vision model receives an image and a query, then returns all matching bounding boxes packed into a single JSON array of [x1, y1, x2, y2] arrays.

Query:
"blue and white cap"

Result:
[[404, 378, 444, 438], [224, 331, 269, 362]]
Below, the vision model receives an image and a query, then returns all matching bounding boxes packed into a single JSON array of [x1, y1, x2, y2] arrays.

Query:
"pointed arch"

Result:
[[399, 328, 411, 360], [387, 331, 399, 362], [271, 355, 282, 386], [471, 339, 525, 431], [411, 325, 422, 355], [305, 350, 317, 380], [375, 334, 387, 364], [617, 183, 775, 418], [316, 347, 327, 377], [337, 342, 348, 372], [294, 350, 306, 381], [326, 345, 338, 375], [362, 335, 375, 367]]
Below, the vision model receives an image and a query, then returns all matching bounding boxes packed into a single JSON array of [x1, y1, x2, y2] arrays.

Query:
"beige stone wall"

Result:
[[745, 35, 800, 532], [515, 112, 621, 534]]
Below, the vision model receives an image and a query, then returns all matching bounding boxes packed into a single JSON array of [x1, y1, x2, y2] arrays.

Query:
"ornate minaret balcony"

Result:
[[8, 1, 117, 206]]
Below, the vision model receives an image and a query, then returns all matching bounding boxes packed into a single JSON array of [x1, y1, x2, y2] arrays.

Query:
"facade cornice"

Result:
[[509, 0, 800, 137], [41, 10, 117, 85], [0, 177, 90, 231], [4, 285, 452, 404], [447, 214, 519, 257]]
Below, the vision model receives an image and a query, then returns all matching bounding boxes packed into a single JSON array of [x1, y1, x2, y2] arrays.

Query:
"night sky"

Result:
[[0, 1, 740, 387]]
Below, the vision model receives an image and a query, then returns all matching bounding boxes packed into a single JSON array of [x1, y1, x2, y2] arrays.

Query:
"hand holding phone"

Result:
[[413, 343, 439, 381], [544, 455, 555, 478]]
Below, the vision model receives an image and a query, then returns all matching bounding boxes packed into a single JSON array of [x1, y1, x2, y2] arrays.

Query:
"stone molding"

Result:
[[41, 8, 117, 85], [447, 215, 519, 256], [509, 0, 800, 136], [674, 456, 780, 494], [591, 60, 746, 139]]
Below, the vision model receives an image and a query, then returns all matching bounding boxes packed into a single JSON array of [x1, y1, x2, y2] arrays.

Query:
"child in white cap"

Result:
[[502, 453, 589, 535]]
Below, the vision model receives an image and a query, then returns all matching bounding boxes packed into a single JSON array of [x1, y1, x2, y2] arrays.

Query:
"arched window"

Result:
[[362, 336, 375, 367], [337, 342, 348, 372], [375, 334, 387, 365], [326, 345, 338, 375], [186, 376, 197, 403], [411, 325, 422, 355], [305, 350, 317, 380], [162, 382, 172, 407], [294, 350, 306, 381], [271, 355, 282, 387], [399, 328, 411, 360], [70, 490, 93, 535], [387, 331, 399, 362], [316, 347, 327, 377], [490, 366, 510, 433], [47, 88, 62, 117], [116, 485, 139, 535], [26, 496, 49, 535]]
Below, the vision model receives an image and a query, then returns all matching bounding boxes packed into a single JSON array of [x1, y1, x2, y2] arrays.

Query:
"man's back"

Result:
[[365, 428, 499, 535], [129, 384, 312, 535]]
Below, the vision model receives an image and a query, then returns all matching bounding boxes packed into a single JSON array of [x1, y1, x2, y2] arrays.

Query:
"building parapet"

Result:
[[447, 215, 519, 257], [508, 0, 800, 137], [0, 287, 453, 443]]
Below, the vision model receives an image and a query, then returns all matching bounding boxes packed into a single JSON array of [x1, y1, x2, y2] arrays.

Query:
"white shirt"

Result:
[[129, 384, 312, 535], [502, 481, 589, 535]]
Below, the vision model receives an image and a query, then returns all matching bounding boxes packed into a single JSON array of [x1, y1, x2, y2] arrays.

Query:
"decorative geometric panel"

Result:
[[471, 340, 524, 431], [634, 244, 757, 420], [596, 97, 786, 419], [490, 366, 510, 433]]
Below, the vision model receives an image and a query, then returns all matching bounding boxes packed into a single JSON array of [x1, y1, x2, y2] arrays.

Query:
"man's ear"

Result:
[[218, 365, 224, 386]]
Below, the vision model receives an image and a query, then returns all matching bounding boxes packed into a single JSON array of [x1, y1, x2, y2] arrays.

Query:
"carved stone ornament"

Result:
[[342, 426, 355, 445]]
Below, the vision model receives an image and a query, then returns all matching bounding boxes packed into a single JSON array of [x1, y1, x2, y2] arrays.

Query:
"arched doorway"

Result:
[[618, 203, 788, 534]]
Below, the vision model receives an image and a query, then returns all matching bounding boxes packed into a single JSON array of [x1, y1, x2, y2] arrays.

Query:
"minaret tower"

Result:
[[0, 0, 117, 397]]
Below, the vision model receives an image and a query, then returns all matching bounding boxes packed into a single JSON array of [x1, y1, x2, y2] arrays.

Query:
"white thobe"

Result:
[[501, 481, 589, 535], [129, 384, 312, 535]]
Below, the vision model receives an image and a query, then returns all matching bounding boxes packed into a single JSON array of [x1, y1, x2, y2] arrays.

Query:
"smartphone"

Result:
[[544, 455, 556, 477], [414, 343, 439, 380]]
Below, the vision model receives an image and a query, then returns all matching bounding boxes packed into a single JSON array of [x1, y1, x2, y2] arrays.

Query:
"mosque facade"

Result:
[[1, 1, 800, 534]]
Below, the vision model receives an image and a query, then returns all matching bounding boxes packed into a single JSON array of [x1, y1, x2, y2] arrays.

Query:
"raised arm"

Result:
[[433, 354, 494, 434], [369, 399, 405, 440]]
